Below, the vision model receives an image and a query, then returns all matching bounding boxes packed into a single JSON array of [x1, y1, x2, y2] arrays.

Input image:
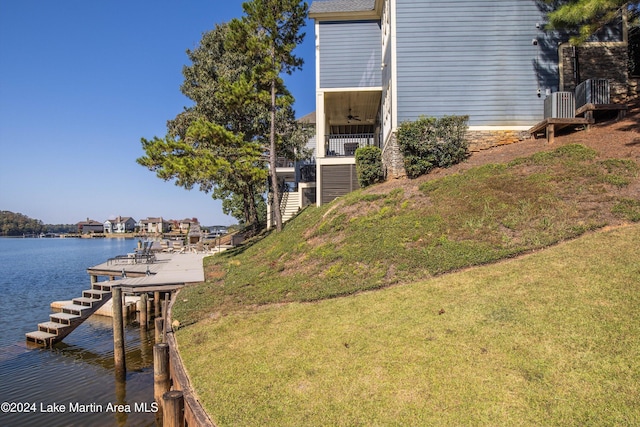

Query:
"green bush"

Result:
[[355, 146, 384, 187], [397, 115, 470, 178]]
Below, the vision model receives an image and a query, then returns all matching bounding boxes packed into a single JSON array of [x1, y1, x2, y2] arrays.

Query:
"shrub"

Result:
[[397, 115, 470, 178], [355, 146, 384, 187]]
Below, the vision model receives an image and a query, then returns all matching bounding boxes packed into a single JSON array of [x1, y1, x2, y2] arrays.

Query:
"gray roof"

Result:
[[309, 0, 375, 15], [298, 111, 316, 124]]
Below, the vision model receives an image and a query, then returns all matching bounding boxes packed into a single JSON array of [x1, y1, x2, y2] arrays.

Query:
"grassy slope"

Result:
[[177, 224, 640, 426], [173, 144, 639, 325], [172, 144, 640, 425]]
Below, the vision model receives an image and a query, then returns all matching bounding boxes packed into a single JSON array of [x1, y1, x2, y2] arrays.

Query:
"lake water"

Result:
[[0, 237, 158, 426]]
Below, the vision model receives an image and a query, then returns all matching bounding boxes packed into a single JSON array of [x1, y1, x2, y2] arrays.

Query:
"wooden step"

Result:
[[92, 283, 113, 291], [72, 296, 100, 306], [38, 321, 68, 334], [50, 312, 81, 324], [25, 330, 57, 345], [61, 304, 93, 316], [28, 287, 113, 347], [83, 289, 111, 299]]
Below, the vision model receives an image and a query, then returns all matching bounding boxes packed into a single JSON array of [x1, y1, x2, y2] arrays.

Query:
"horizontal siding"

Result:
[[319, 20, 382, 88], [395, 0, 560, 126]]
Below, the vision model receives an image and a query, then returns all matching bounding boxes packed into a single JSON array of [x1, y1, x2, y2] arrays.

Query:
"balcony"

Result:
[[275, 157, 295, 168], [324, 133, 379, 157]]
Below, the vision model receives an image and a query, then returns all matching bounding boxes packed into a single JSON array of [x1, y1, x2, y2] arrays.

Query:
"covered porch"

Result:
[[319, 90, 382, 158], [315, 89, 382, 205]]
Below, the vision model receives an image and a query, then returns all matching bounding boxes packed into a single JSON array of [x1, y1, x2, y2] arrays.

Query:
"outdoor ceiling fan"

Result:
[[347, 108, 361, 122]]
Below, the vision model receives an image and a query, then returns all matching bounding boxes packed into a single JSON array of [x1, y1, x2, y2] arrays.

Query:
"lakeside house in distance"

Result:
[[138, 217, 171, 234], [104, 216, 137, 234], [77, 219, 104, 234], [74, 216, 222, 237]]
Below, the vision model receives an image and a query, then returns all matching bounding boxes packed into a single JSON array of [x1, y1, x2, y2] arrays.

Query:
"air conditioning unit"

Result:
[[544, 92, 575, 119], [575, 79, 610, 109]]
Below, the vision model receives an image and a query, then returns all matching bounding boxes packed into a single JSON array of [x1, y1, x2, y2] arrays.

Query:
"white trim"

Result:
[[317, 156, 357, 166], [316, 92, 326, 158], [315, 22, 321, 91], [316, 157, 322, 207], [320, 86, 383, 93], [390, 0, 398, 131]]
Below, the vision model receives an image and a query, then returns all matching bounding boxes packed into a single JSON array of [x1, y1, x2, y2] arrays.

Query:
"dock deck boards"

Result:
[[88, 252, 207, 293]]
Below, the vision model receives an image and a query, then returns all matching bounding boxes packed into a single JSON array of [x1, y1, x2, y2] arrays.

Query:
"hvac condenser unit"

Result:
[[575, 79, 610, 109], [544, 92, 575, 119]]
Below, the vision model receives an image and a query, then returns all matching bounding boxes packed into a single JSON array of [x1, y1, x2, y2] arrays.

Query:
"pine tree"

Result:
[[546, 0, 639, 44], [229, 0, 308, 232]]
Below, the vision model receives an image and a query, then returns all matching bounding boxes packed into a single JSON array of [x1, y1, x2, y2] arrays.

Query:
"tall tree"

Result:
[[546, 0, 639, 44], [138, 23, 268, 230], [138, 120, 267, 228], [228, 0, 308, 232]]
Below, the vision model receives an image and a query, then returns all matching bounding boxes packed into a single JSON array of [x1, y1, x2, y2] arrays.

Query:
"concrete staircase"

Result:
[[25, 282, 113, 347]]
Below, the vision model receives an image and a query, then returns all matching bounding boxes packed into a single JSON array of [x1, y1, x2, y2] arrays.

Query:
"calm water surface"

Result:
[[0, 238, 159, 426]]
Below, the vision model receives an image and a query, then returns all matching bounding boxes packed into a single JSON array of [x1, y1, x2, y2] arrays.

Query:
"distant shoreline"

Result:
[[4, 232, 200, 240]]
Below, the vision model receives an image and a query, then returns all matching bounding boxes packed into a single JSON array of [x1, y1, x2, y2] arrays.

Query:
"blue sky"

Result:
[[0, 0, 316, 226]]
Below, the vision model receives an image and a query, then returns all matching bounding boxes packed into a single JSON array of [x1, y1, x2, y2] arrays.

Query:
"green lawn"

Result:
[[177, 224, 639, 426], [171, 144, 639, 425], [173, 145, 639, 326]]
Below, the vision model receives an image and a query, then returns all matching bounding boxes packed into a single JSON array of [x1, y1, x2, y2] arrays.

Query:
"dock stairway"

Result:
[[25, 281, 114, 347]]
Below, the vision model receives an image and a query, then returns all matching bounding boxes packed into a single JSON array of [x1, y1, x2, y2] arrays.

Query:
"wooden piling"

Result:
[[162, 295, 169, 343], [112, 286, 126, 380], [140, 293, 148, 329], [146, 294, 152, 326], [155, 317, 164, 344], [154, 291, 161, 317], [163, 390, 185, 427], [115, 376, 128, 426], [153, 343, 171, 412]]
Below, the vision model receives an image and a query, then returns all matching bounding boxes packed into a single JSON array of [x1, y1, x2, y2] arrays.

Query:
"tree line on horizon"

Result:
[[0, 211, 76, 236]]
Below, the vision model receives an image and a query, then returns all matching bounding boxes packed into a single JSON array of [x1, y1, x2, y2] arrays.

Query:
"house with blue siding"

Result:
[[309, 0, 628, 205]]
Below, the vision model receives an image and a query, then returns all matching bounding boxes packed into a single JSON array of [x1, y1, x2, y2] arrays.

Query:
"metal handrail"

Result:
[[324, 133, 379, 157]]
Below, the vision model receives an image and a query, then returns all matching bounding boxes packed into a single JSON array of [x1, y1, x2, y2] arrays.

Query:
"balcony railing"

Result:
[[275, 157, 295, 168], [324, 134, 379, 157]]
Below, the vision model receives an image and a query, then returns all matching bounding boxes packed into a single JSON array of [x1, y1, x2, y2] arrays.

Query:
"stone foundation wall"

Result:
[[466, 130, 531, 152], [560, 43, 629, 103], [381, 129, 531, 178], [629, 77, 639, 100], [381, 132, 406, 179]]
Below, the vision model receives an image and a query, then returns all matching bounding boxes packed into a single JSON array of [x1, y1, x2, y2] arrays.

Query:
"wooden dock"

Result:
[[89, 252, 207, 293], [26, 252, 208, 347]]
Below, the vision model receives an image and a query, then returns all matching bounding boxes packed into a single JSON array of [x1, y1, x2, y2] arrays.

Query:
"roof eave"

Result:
[[309, 9, 380, 21], [309, 0, 382, 21]]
